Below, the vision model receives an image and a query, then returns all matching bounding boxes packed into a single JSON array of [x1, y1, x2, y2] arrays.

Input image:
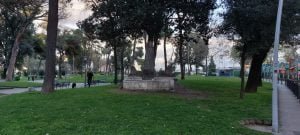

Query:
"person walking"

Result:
[[87, 70, 94, 88]]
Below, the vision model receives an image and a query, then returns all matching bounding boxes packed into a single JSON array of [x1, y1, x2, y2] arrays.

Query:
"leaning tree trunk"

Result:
[[245, 50, 268, 93], [113, 45, 118, 84], [143, 36, 156, 80], [6, 30, 24, 81], [42, 0, 59, 93]]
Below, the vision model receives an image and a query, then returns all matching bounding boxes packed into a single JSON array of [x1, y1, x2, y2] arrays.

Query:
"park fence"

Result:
[[285, 79, 300, 101]]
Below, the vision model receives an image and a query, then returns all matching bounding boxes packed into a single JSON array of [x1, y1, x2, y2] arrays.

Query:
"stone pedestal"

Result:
[[123, 77, 175, 91]]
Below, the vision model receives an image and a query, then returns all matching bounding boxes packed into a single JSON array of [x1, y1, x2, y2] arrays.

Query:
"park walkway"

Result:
[[278, 84, 300, 135], [0, 83, 111, 95]]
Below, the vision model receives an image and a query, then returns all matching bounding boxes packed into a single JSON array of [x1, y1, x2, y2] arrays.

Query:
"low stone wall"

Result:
[[123, 77, 175, 91]]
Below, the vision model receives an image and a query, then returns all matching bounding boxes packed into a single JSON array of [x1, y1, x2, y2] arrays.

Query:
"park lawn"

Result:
[[58, 74, 114, 83], [0, 77, 271, 135], [0, 81, 42, 88]]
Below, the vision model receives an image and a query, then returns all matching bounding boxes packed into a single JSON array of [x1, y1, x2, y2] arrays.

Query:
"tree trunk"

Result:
[[240, 45, 246, 99], [99, 57, 102, 72], [142, 37, 156, 80], [105, 54, 109, 74], [153, 36, 159, 59], [163, 33, 168, 71], [72, 55, 75, 74], [58, 54, 63, 79], [120, 45, 125, 88], [179, 30, 185, 80], [187, 45, 191, 76], [189, 64, 192, 75], [196, 65, 199, 75], [1, 67, 7, 79], [245, 50, 268, 93], [258, 73, 263, 86], [113, 45, 118, 84], [6, 31, 23, 81], [130, 38, 137, 74], [204, 38, 209, 77], [179, 43, 185, 80], [205, 56, 208, 76], [37, 58, 42, 78], [42, 0, 59, 93]]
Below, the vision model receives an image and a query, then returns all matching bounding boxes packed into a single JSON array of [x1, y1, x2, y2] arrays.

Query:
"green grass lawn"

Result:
[[0, 81, 42, 89], [58, 74, 114, 83], [0, 76, 271, 135]]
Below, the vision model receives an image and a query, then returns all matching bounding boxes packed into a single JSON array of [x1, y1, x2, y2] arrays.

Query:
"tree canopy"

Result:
[[222, 0, 300, 92]]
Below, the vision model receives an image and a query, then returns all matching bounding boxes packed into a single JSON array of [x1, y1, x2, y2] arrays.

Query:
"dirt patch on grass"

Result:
[[113, 82, 209, 99]]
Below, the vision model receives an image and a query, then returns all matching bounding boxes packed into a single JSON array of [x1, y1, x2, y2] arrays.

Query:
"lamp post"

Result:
[[84, 56, 87, 87], [272, 0, 284, 133]]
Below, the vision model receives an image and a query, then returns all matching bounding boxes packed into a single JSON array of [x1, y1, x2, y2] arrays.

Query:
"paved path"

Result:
[[0, 88, 30, 95], [0, 83, 111, 95], [278, 84, 300, 135]]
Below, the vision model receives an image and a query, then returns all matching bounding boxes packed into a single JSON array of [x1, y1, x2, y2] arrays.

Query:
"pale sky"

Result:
[[54, 0, 239, 70]]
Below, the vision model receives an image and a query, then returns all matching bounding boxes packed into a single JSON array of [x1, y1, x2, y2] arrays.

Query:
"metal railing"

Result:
[[285, 79, 300, 100]]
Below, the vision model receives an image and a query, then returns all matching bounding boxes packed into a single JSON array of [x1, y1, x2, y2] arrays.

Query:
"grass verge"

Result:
[[0, 81, 42, 89]]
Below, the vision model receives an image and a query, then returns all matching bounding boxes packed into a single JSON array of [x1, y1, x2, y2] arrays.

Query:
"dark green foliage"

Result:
[[81, 0, 216, 79], [14, 76, 20, 81], [0, 0, 46, 80], [208, 56, 216, 75], [222, 0, 300, 92]]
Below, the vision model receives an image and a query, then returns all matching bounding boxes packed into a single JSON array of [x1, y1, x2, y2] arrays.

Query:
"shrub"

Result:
[[38, 70, 44, 77], [14, 75, 21, 81], [23, 70, 28, 77]]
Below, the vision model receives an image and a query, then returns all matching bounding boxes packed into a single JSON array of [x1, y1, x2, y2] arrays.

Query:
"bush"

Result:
[[0, 70, 4, 79], [16, 72, 21, 76], [38, 70, 44, 77], [61, 70, 66, 76], [23, 70, 28, 77], [14, 75, 21, 81]]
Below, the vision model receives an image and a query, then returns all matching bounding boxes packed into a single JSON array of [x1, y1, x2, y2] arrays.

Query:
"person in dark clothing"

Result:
[[72, 82, 76, 89], [87, 70, 94, 88]]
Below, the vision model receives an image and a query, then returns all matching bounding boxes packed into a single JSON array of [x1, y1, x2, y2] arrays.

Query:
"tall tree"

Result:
[[64, 30, 82, 74], [42, 0, 59, 93], [0, 0, 46, 81], [208, 56, 216, 75], [81, 0, 215, 80], [80, 0, 126, 84], [223, 0, 300, 92], [170, 0, 215, 80], [187, 33, 208, 75]]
